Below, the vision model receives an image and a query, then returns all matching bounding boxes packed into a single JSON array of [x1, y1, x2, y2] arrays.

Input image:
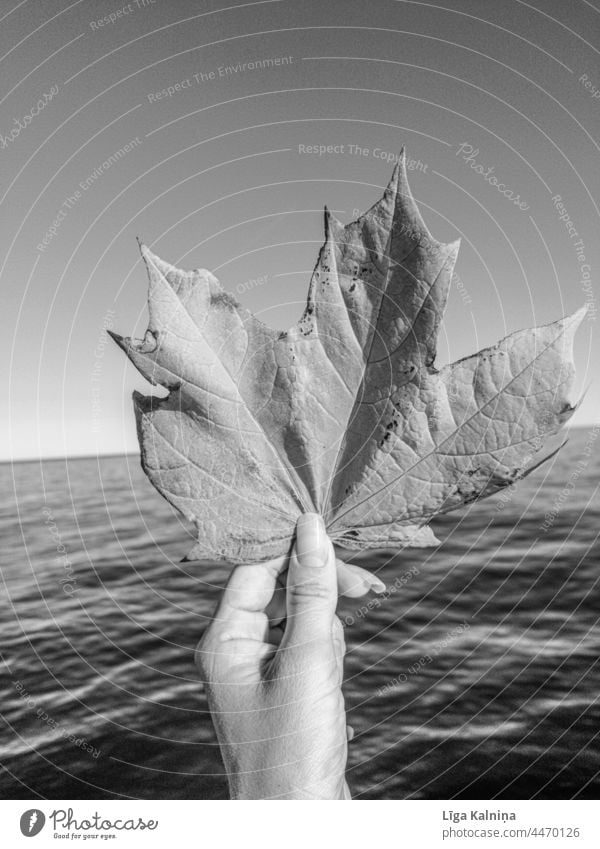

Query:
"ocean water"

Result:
[[1, 427, 599, 800]]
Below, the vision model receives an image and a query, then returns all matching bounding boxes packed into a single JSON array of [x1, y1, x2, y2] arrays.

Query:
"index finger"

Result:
[[211, 555, 288, 640]]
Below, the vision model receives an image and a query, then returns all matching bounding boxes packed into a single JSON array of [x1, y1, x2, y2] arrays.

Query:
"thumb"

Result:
[[281, 513, 337, 648]]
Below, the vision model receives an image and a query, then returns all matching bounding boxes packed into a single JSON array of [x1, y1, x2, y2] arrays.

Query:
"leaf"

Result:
[[111, 150, 585, 565]]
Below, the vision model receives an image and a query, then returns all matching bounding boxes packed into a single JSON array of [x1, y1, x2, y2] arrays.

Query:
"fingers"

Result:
[[265, 559, 383, 631], [206, 555, 285, 643], [197, 554, 289, 680], [280, 513, 337, 648], [336, 560, 386, 598]]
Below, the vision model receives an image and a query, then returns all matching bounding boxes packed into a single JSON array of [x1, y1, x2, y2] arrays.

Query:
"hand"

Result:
[[196, 513, 384, 799]]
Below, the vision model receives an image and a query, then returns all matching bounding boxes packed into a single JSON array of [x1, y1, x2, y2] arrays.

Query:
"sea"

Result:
[[1, 426, 599, 800]]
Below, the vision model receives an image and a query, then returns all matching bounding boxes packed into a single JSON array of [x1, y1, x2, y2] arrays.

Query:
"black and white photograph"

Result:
[[1, 0, 599, 838]]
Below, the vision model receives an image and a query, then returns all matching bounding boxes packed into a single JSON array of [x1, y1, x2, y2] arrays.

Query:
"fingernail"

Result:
[[296, 513, 328, 568], [370, 576, 387, 593]]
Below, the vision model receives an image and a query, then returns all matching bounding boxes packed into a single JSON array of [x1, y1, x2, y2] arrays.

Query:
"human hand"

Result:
[[196, 513, 384, 799]]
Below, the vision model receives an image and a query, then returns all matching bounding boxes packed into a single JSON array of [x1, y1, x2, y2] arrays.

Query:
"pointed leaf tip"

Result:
[[107, 328, 124, 348], [392, 147, 406, 179], [324, 205, 343, 238], [571, 303, 590, 327]]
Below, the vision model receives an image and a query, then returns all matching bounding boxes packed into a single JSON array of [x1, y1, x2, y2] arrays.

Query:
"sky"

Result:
[[1, 0, 598, 461]]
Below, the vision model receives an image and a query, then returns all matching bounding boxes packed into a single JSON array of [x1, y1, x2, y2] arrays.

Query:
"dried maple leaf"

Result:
[[111, 150, 585, 564]]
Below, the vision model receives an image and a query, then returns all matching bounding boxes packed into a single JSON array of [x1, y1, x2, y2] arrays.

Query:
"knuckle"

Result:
[[289, 578, 331, 603]]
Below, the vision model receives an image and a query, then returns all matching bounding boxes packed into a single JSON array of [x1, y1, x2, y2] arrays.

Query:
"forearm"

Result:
[[227, 758, 350, 800]]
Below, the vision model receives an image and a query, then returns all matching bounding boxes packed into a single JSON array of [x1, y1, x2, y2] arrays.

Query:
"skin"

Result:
[[196, 513, 385, 799]]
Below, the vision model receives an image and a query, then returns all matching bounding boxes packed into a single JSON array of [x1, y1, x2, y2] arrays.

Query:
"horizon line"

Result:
[[2, 421, 597, 464], [0, 450, 140, 466]]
